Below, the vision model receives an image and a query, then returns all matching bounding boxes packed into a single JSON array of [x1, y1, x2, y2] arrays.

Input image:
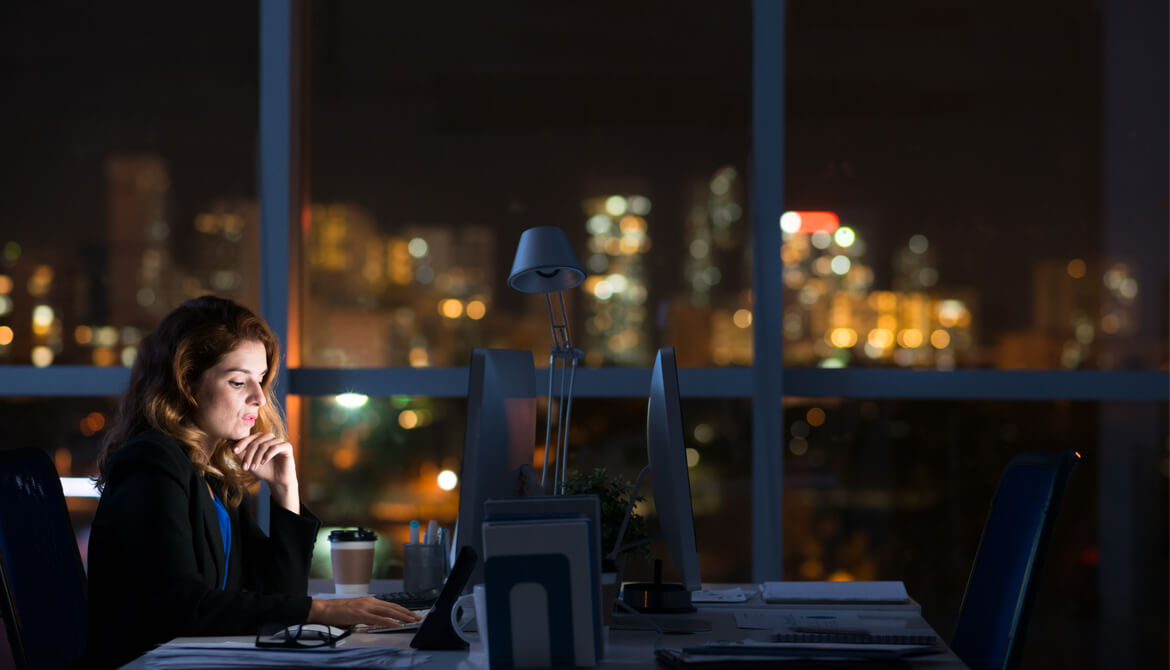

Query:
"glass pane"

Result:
[[0, 3, 260, 367], [783, 5, 1167, 370], [304, 2, 753, 368], [297, 395, 752, 583], [298, 396, 466, 579], [0, 398, 120, 569], [782, 398, 1168, 669]]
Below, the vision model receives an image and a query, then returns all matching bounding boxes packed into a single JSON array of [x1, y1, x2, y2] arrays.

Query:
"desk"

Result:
[[119, 601, 969, 669]]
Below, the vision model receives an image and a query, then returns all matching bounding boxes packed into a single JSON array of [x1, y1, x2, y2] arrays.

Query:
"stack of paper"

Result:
[[656, 639, 941, 666], [761, 580, 909, 603], [691, 586, 754, 603], [144, 640, 419, 669], [482, 496, 604, 667]]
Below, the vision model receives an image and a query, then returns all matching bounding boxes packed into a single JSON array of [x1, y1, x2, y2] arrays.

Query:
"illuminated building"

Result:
[[303, 206, 498, 367], [892, 233, 939, 292], [106, 154, 174, 328], [582, 193, 652, 366], [303, 203, 386, 366], [674, 166, 753, 366], [188, 199, 260, 308], [400, 223, 495, 367], [0, 248, 82, 366], [996, 258, 1148, 370], [781, 216, 974, 368]]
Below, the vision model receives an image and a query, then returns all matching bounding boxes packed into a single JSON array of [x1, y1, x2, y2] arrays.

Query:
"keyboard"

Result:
[[374, 588, 440, 611]]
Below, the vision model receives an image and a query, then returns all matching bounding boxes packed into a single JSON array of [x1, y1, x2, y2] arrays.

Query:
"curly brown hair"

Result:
[[97, 296, 285, 507]]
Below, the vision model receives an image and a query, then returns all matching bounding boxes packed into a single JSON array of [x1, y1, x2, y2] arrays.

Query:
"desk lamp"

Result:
[[508, 226, 586, 495]]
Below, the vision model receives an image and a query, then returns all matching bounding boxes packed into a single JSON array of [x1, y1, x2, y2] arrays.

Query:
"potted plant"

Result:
[[563, 467, 650, 624]]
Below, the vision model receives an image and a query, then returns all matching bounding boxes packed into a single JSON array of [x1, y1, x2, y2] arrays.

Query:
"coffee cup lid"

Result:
[[328, 528, 376, 542]]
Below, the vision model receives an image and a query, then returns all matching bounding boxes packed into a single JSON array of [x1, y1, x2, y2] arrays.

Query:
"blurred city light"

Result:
[[908, 234, 929, 254], [806, 407, 826, 427], [398, 409, 419, 429], [440, 298, 464, 319], [466, 300, 486, 320], [733, 309, 752, 328], [335, 393, 369, 409], [830, 256, 851, 275], [31, 346, 53, 367], [834, 227, 856, 247], [931, 329, 951, 349], [437, 469, 458, 491], [604, 195, 628, 216], [407, 237, 429, 258], [628, 195, 652, 215]]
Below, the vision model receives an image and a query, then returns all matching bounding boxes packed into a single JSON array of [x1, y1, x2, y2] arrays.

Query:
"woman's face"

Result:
[[192, 339, 268, 450]]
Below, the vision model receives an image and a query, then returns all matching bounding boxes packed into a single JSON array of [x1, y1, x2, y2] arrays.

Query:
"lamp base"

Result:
[[621, 581, 695, 614]]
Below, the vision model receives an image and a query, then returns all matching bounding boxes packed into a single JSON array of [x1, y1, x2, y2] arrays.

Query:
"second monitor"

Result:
[[620, 347, 702, 613]]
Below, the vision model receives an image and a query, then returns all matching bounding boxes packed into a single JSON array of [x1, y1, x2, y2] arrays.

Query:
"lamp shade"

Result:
[[507, 226, 586, 293]]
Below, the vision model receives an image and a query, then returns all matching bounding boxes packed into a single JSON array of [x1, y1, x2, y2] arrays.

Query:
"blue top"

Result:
[[210, 489, 231, 589]]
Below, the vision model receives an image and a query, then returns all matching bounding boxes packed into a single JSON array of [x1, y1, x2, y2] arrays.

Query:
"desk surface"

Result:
[[119, 602, 969, 669]]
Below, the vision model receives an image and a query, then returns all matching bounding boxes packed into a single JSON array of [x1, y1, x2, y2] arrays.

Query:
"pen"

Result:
[[436, 527, 448, 573], [409, 520, 420, 544], [425, 519, 437, 544]]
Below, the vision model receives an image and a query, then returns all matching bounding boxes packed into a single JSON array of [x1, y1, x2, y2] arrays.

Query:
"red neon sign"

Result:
[[794, 211, 839, 233]]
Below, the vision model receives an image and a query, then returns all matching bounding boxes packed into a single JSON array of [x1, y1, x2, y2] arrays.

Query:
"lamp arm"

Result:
[[556, 291, 574, 350], [540, 351, 556, 491], [541, 290, 583, 495], [556, 357, 579, 494], [608, 464, 651, 561], [544, 293, 561, 348]]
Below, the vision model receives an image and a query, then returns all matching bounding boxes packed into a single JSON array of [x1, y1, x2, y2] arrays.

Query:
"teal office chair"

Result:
[[0, 448, 89, 670], [950, 450, 1080, 670]]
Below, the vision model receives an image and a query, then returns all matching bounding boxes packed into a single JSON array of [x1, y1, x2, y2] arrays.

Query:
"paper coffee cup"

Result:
[[328, 528, 376, 594]]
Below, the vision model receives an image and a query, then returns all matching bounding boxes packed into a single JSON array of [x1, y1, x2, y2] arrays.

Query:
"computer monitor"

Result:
[[647, 348, 701, 591], [452, 348, 539, 589], [622, 348, 702, 613]]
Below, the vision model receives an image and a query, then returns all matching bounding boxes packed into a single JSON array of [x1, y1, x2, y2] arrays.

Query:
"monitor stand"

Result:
[[621, 559, 696, 614]]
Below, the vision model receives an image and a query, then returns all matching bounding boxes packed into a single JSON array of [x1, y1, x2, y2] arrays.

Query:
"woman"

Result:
[[85, 296, 418, 668]]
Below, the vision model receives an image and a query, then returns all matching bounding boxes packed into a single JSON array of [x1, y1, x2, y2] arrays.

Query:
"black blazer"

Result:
[[84, 431, 321, 668]]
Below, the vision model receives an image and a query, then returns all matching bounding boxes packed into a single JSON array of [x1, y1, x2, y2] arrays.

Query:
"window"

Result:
[[781, 398, 1168, 667], [782, 3, 1166, 371], [0, 2, 261, 368], [299, 395, 753, 583], [302, 1, 753, 369]]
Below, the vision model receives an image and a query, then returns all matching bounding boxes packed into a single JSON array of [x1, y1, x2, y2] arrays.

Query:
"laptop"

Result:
[[365, 545, 478, 650]]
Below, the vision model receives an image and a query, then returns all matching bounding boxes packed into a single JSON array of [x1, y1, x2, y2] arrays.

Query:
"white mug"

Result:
[[450, 584, 488, 653]]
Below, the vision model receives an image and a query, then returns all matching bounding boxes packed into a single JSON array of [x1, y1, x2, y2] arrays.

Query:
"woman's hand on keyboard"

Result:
[[307, 596, 423, 628]]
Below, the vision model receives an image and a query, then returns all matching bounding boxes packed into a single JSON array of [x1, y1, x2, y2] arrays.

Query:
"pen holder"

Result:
[[403, 542, 446, 593]]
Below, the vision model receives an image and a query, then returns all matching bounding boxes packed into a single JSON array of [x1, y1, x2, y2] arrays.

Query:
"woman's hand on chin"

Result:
[[233, 432, 299, 511]]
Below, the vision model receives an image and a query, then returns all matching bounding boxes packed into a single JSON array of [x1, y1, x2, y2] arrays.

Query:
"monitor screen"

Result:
[[452, 348, 538, 589], [646, 348, 701, 591]]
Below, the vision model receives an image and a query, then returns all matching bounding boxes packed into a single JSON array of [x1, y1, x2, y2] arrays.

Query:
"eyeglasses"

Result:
[[255, 623, 352, 649]]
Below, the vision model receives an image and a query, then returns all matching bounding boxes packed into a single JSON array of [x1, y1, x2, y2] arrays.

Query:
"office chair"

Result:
[[0, 448, 89, 670], [951, 450, 1080, 670]]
